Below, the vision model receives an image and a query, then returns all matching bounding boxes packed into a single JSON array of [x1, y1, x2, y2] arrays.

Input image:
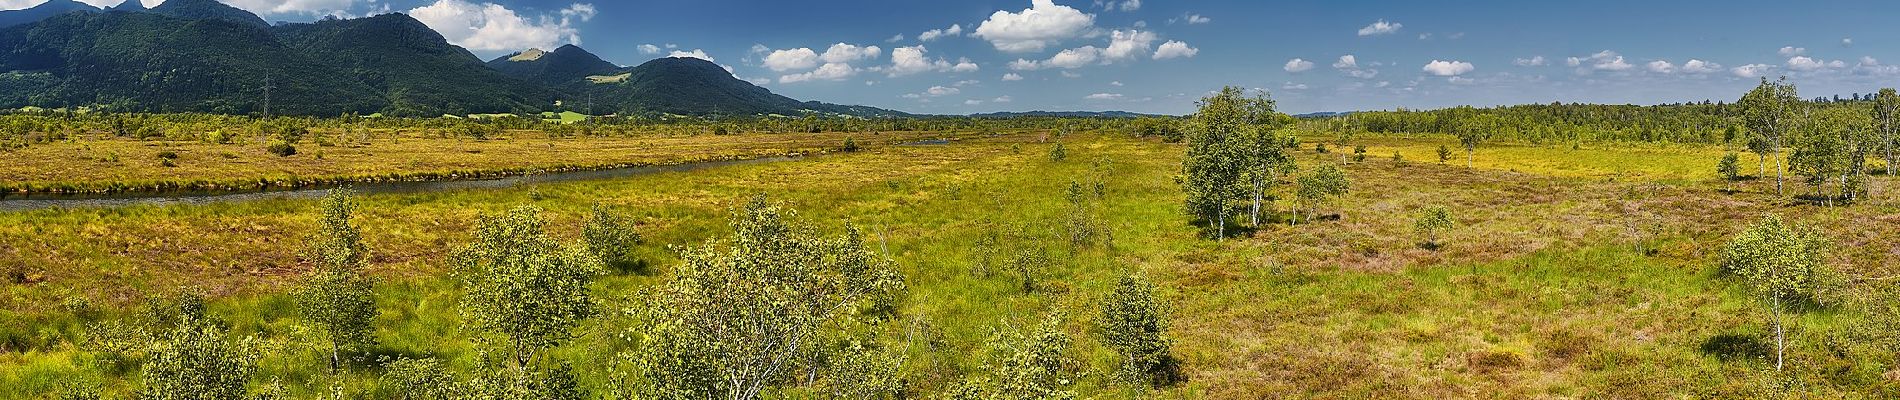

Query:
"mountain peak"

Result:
[[0, 0, 98, 28], [151, 0, 267, 27], [110, 0, 146, 11]]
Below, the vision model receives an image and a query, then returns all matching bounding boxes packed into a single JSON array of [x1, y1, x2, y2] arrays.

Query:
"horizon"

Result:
[[5, 0, 1897, 116]]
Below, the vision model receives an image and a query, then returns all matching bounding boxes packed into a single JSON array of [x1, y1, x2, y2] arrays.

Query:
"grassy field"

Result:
[[2, 131, 1898, 397], [0, 129, 978, 194]]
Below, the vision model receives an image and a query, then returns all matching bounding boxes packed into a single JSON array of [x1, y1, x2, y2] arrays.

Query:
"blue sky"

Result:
[[13, 0, 1900, 115]]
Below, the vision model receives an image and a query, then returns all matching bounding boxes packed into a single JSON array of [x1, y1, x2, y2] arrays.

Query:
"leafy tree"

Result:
[[138, 296, 261, 400], [1739, 77, 1801, 196], [1182, 86, 1276, 238], [621, 196, 905, 399], [1413, 206, 1455, 250], [451, 206, 605, 375], [1718, 153, 1742, 192], [582, 203, 644, 273], [951, 313, 1076, 400], [1295, 164, 1350, 223], [1454, 113, 1497, 169], [1241, 129, 1295, 227], [1790, 107, 1872, 204], [379, 358, 463, 400], [1876, 88, 1900, 179], [1098, 273, 1179, 386], [1721, 215, 1835, 372], [294, 189, 378, 370]]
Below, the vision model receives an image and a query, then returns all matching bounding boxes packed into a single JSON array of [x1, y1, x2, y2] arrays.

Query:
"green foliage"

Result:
[[451, 206, 605, 369], [294, 189, 378, 369], [1351, 144, 1368, 163], [581, 203, 644, 273], [1098, 273, 1178, 386], [952, 313, 1076, 400], [1738, 77, 1801, 195], [1048, 142, 1067, 162], [379, 358, 462, 400], [1720, 215, 1838, 371], [619, 196, 906, 399], [1874, 88, 1900, 177], [266, 140, 297, 157], [137, 299, 260, 400], [1717, 153, 1742, 185], [842, 137, 860, 152], [1295, 164, 1350, 222], [1182, 86, 1279, 239], [1436, 144, 1453, 164], [1789, 106, 1875, 203], [1413, 206, 1455, 249]]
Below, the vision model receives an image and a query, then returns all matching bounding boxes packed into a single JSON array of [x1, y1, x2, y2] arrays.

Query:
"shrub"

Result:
[[842, 137, 861, 152], [138, 306, 258, 400], [267, 140, 296, 157], [1099, 273, 1180, 386], [1351, 145, 1368, 163], [952, 313, 1076, 399], [451, 206, 605, 371], [581, 203, 643, 273], [1049, 142, 1067, 162], [1437, 144, 1453, 164], [1413, 206, 1455, 250]]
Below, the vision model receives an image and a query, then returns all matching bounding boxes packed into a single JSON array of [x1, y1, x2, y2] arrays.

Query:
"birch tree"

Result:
[[1739, 77, 1801, 196], [1721, 215, 1834, 372]]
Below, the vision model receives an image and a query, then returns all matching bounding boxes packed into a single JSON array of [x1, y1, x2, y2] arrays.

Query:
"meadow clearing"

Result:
[[3, 126, 1897, 398]]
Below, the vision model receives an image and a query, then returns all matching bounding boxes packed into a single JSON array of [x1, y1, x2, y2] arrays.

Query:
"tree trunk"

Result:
[[1217, 209, 1226, 240], [1466, 148, 1474, 169], [1773, 296, 1785, 372], [1774, 145, 1785, 196], [1250, 174, 1263, 227], [1757, 153, 1766, 178]]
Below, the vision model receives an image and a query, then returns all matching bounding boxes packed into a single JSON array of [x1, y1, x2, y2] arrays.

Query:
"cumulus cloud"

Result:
[[1085, 93, 1123, 100], [1002, 73, 1025, 81], [886, 34, 905, 43], [762, 48, 820, 71], [638, 44, 661, 54], [1421, 60, 1474, 76], [1512, 56, 1546, 67], [993, 95, 1013, 103], [1785, 56, 1844, 71], [886, 46, 977, 76], [1646, 60, 1675, 74], [1184, 14, 1210, 24], [1282, 81, 1309, 90], [409, 0, 597, 52], [1332, 55, 1377, 79], [820, 43, 882, 64], [1570, 50, 1632, 72], [1332, 55, 1358, 69], [919, 24, 963, 42], [1357, 19, 1402, 36], [1284, 58, 1315, 73], [779, 63, 857, 83], [964, 99, 984, 105], [973, 0, 1097, 53], [1152, 40, 1197, 59], [1842, 38, 1854, 47], [669, 49, 714, 62], [1731, 64, 1773, 78], [925, 86, 960, 96], [1102, 30, 1157, 60], [1855, 57, 1900, 75], [1681, 59, 1722, 74], [1778, 46, 1806, 57]]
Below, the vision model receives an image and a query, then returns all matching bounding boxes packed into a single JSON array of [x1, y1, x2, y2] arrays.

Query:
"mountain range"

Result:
[[0, 0, 912, 117]]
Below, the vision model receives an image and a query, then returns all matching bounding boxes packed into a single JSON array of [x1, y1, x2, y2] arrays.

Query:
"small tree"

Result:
[[582, 203, 643, 273], [1721, 215, 1835, 372], [139, 298, 260, 400], [622, 196, 905, 399], [1875, 88, 1899, 179], [1739, 77, 1800, 196], [1295, 164, 1350, 223], [1413, 206, 1455, 250], [451, 206, 605, 376], [294, 189, 378, 370], [952, 313, 1076, 400], [1049, 142, 1067, 162], [1717, 153, 1742, 192], [1454, 114, 1497, 169], [1436, 144, 1453, 164], [1098, 273, 1178, 386], [1182, 86, 1275, 239]]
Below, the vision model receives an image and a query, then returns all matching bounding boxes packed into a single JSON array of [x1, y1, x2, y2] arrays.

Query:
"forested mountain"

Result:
[[0, 0, 95, 28], [274, 14, 557, 116], [0, 0, 909, 117], [0, 11, 385, 115]]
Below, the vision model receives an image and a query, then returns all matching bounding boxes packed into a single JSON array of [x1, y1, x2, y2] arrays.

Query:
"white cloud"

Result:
[[1102, 30, 1157, 60], [973, 0, 1097, 53], [1843, 38, 1854, 47], [1512, 56, 1547, 67], [886, 46, 976, 76], [762, 48, 820, 71], [965, 99, 984, 105], [1114, 0, 1140, 11], [1085, 93, 1123, 100], [1282, 81, 1309, 90], [925, 86, 960, 96], [1421, 60, 1474, 76], [1332, 55, 1358, 69], [1570, 50, 1632, 72], [1447, 76, 1474, 85], [1646, 60, 1675, 74], [993, 95, 1013, 103], [1152, 40, 1197, 59], [1681, 59, 1722, 74], [820, 43, 883, 64], [1284, 58, 1315, 73], [1778, 46, 1806, 57], [1785, 56, 1844, 71], [1565, 57, 1582, 67], [1732, 64, 1773, 78], [887, 34, 905, 43], [669, 49, 714, 62], [1002, 73, 1025, 81], [919, 24, 963, 42], [953, 79, 981, 87], [1855, 57, 1900, 75], [409, 0, 596, 52], [1357, 19, 1402, 36], [1041, 46, 1102, 68], [1184, 14, 1210, 24], [638, 44, 661, 54], [778, 63, 858, 83]]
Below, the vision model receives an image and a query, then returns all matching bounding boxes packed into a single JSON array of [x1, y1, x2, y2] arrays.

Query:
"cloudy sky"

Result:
[[10, 0, 1900, 115]]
